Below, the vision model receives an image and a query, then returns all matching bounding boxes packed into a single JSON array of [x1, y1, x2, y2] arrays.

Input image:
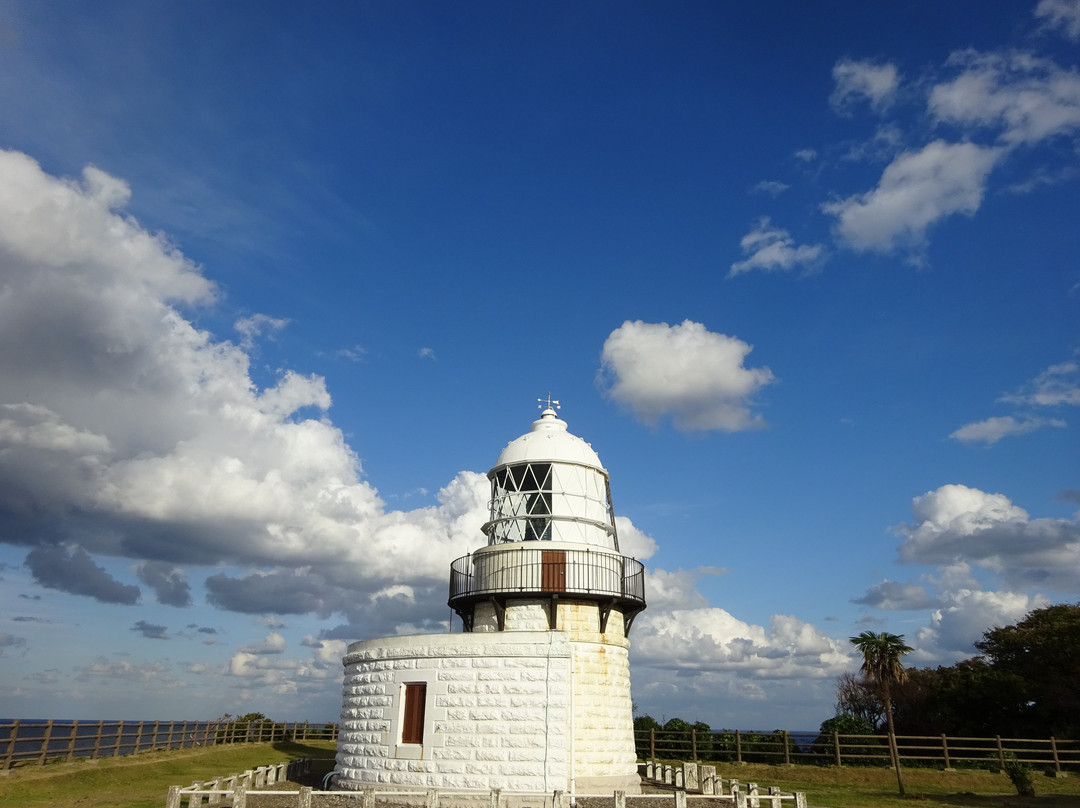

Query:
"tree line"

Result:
[[831, 604, 1080, 741]]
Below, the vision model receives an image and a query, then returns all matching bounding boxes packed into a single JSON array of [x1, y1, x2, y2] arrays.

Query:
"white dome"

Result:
[[493, 408, 604, 470]]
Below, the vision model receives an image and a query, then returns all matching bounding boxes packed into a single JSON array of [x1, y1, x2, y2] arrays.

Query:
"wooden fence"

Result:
[[636, 728, 1080, 774], [0, 719, 338, 771]]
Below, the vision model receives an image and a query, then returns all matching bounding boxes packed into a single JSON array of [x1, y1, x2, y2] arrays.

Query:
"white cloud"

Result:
[[895, 484, 1080, 592], [751, 180, 789, 197], [949, 415, 1066, 444], [1000, 361, 1080, 406], [614, 516, 658, 560], [234, 314, 290, 350], [823, 140, 1002, 254], [633, 608, 851, 678], [643, 567, 723, 612], [916, 588, 1049, 657], [241, 632, 287, 654], [0, 151, 490, 631], [852, 579, 940, 610], [929, 50, 1080, 145], [830, 59, 900, 113], [794, 148, 818, 162], [599, 320, 775, 432], [1035, 0, 1080, 40], [729, 218, 825, 277]]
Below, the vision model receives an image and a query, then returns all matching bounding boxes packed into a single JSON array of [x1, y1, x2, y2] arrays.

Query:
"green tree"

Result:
[[850, 631, 912, 796], [813, 714, 880, 765], [975, 603, 1080, 737]]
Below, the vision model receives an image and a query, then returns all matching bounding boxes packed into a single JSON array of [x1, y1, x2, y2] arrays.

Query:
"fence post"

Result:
[[3, 720, 20, 771], [614, 791, 626, 808], [92, 720, 105, 759], [783, 731, 791, 766], [426, 788, 439, 808], [691, 729, 698, 761], [941, 734, 953, 771], [832, 732, 841, 767], [113, 722, 124, 757], [298, 786, 312, 808], [673, 791, 686, 808], [165, 785, 182, 808], [1051, 737, 1063, 776], [66, 719, 79, 762], [36, 720, 54, 765], [363, 789, 376, 808], [995, 736, 1005, 771], [650, 727, 656, 761], [489, 787, 501, 808], [233, 783, 247, 808], [736, 730, 742, 765]]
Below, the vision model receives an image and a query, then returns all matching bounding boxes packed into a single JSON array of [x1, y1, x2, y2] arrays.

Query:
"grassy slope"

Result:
[[4, 745, 1080, 808], [705, 761, 1080, 808], [0, 740, 337, 808]]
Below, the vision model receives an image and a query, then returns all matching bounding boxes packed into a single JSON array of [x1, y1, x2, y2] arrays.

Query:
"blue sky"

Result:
[[0, 1, 1078, 731]]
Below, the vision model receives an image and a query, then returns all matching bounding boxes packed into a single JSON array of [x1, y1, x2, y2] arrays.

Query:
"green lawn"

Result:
[[0, 740, 336, 808], [701, 761, 1080, 807], [4, 745, 1079, 808]]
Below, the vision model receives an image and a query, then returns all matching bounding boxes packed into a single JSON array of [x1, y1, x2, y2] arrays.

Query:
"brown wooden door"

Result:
[[542, 551, 566, 592]]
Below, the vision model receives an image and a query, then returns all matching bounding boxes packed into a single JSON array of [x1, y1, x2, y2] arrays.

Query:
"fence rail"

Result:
[[1, 719, 338, 771], [636, 728, 1080, 774]]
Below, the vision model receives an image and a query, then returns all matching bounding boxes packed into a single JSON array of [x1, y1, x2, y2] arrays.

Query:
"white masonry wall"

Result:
[[335, 632, 572, 793]]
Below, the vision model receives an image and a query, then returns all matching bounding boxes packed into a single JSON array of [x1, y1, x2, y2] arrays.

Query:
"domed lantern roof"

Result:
[[484, 401, 618, 551]]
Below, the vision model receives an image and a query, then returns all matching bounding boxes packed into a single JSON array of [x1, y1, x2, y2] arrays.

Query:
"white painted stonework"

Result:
[[336, 632, 572, 792]]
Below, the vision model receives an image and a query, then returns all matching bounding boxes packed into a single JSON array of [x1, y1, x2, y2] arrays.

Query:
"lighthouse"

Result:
[[334, 402, 646, 794]]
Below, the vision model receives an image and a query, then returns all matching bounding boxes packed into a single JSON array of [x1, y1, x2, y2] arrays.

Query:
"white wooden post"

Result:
[[298, 786, 313, 808]]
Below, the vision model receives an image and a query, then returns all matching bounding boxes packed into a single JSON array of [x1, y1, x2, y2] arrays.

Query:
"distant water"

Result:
[[1, 719, 219, 761]]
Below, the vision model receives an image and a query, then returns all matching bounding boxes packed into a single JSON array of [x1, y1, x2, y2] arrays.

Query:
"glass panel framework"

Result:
[[486, 461, 616, 549]]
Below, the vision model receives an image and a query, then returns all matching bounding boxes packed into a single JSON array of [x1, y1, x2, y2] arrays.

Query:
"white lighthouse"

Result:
[[334, 403, 646, 794]]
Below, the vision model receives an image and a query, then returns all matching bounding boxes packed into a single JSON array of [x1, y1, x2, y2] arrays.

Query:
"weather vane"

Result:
[[538, 393, 560, 411]]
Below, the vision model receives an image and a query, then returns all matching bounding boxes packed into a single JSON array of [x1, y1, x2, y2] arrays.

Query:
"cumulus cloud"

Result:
[[614, 516, 658, 560], [852, 580, 940, 610], [894, 483, 1080, 591], [644, 567, 723, 612], [0, 151, 489, 631], [949, 415, 1066, 444], [794, 148, 817, 162], [241, 632, 286, 654], [0, 633, 27, 652], [136, 561, 191, 607], [830, 59, 900, 112], [1035, 0, 1080, 40], [633, 608, 851, 678], [25, 546, 140, 604], [75, 657, 175, 685], [929, 50, 1080, 145], [132, 620, 169, 640], [915, 588, 1049, 657], [823, 140, 1002, 254], [599, 320, 775, 432], [729, 218, 825, 276]]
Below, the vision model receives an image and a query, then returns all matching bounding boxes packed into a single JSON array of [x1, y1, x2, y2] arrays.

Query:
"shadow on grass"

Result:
[[920, 795, 1077, 807]]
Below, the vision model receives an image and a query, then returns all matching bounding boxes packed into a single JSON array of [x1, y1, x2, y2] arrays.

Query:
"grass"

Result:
[[699, 761, 1080, 807], [0, 739, 337, 808], [3, 745, 1079, 808]]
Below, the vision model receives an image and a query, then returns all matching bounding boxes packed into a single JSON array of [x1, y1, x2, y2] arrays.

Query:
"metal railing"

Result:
[[448, 546, 645, 604]]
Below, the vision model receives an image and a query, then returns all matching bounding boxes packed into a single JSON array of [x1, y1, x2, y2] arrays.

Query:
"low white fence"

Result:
[[166, 758, 807, 808]]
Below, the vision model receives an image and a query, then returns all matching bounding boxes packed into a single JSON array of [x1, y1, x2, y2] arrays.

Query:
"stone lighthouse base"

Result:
[[335, 631, 641, 794]]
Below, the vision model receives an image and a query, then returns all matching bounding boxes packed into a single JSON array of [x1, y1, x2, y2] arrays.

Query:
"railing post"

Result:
[[650, 727, 656, 761], [362, 788, 376, 808], [736, 730, 743, 764], [298, 786, 313, 808], [233, 783, 247, 808], [783, 731, 791, 766], [941, 734, 952, 771], [489, 787, 501, 808], [691, 729, 698, 761], [614, 790, 626, 808], [996, 736, 1005, 771], [133, 720, 145, 755], [426, 788, 439, 808], [92, 720, 105, 759], [3, 720, 20, 771], [66, 719, 79, 762], [165, 785, 182, 808], [832, 732, 841, 766], [37, 719, 54, 765], [1051, 736, 1063, 776]]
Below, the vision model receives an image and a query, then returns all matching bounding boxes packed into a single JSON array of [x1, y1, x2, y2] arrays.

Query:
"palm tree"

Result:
[[850, 631, 913, 796]]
